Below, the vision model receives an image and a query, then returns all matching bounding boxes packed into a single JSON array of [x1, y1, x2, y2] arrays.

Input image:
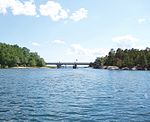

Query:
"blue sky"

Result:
[[0, 0, 150, 62]]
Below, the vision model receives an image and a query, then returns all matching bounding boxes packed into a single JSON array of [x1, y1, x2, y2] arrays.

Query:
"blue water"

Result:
[[0, 68, 150, 121]]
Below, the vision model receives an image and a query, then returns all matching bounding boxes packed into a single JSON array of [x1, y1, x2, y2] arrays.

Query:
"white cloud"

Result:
[[32, 42, 40, 46], [138, 17, 150, 24], [39, 1, 69, 21], [112, 35, 139, 49], [52, 40, 65, 44], [0, 0, 37, 16], [68, 44, 107, 56], [0, 0, 9, 14], [70, 8, 88, 22], [0, 0, 88, 22], [138, 18, 146, 24]]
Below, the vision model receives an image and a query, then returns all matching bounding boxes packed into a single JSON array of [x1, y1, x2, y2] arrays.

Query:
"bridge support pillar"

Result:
[[73, 64, 77, 69], [57, 64, 61, 69]]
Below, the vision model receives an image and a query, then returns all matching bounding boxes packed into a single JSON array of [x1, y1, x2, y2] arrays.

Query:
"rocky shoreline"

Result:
[[98, 66, 149, 71]]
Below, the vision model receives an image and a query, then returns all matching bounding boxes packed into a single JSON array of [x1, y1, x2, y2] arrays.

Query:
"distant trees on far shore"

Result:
[[0, 43, 45, 68], [93, 48, 150, 70]]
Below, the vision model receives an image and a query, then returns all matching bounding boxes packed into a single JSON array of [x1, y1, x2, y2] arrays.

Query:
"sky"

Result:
[[0, 0, 150, 62]]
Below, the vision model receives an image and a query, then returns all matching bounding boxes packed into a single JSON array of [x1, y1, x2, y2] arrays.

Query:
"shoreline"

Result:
[[0, 66, 57, 69], [0, 66, 149, 71], [94, 66, 149, 71]]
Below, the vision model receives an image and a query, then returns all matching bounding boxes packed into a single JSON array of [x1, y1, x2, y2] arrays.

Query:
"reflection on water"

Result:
[[0, 68, 150, 121]]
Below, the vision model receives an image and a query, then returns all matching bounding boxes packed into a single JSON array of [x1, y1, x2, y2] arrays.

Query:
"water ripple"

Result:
[[0, 68, 150, 121]]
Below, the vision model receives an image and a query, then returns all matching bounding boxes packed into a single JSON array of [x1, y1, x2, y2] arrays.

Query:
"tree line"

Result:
[[0, 43, 45, 68], [93, 48, 150, 70]]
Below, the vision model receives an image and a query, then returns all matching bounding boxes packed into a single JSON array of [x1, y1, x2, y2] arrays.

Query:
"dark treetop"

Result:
[[0, 43, 45, 68]]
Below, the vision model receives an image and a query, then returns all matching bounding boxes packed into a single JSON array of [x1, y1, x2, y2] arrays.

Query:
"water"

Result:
[[0, 68, 150, 121]]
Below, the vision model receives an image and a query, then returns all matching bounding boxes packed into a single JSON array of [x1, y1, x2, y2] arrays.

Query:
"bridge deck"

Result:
[[46, 62, 91, 65]]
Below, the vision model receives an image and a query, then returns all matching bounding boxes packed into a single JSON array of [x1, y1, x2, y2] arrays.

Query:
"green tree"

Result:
[[0, 43, 45, 68], [93, 47, 150, 70]]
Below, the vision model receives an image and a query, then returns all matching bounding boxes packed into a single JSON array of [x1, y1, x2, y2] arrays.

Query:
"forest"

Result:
[[93, 48, 150, 70], [0, 43, 45, 68]]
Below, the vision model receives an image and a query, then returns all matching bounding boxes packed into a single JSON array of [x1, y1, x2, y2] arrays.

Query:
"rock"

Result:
[[122, 67, 129, 70], [102, 66, 107, 69], [136, 66, 144, 70], [144, 68, 148, 71], [132, 67, 137, 70], [131, 66, 144, 70], [107, 66, 119, 70]]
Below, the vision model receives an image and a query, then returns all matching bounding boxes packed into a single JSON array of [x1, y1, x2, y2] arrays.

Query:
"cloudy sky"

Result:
[[0, 0, 150, 62]]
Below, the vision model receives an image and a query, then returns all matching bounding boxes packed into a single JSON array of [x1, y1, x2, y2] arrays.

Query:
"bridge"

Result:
[[46, 62, 92, 68]]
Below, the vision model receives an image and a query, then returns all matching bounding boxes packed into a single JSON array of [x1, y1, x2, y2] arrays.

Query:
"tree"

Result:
[[105, 49, 116, 66], [0, 43, 45, 68], [93, 47, 150, 70], [93, 57, 105, 68], [37, 58, 45, 67], [28, 58, 36, 66]]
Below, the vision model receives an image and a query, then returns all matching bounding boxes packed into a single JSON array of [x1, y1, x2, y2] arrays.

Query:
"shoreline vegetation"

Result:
[[92, 48, 150, 71], [1, 43, 150, 71], [0, 43, 45, 68]]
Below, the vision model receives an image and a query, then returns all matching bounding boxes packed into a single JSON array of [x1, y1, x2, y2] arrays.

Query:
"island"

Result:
[[92, 48, 150, 70], [0, 43, 45, 68]]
